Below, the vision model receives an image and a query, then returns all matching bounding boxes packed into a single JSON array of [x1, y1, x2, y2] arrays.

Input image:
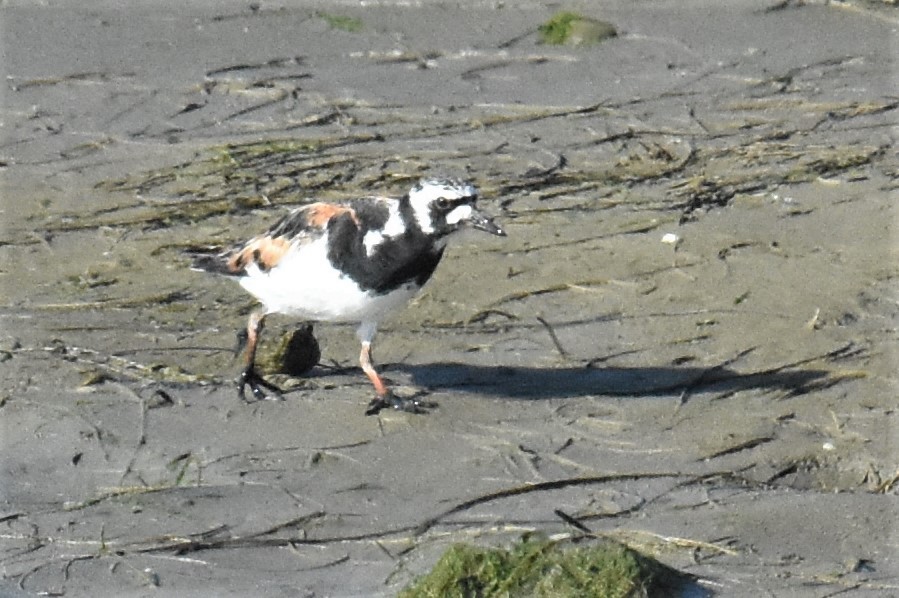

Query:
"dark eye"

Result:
[[436, 198, 453, 210]]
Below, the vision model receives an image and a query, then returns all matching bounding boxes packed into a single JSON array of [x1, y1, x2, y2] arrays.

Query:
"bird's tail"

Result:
[[183, 246, 236, 276]]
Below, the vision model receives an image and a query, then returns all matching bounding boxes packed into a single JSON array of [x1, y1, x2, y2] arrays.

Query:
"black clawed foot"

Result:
[[237, 368, 283, 402], [365, 391, 437, 415]]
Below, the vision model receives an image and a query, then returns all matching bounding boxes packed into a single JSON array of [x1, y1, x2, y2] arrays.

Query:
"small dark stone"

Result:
[[278, 324, 321, 376], [836, 312, 858, 326]]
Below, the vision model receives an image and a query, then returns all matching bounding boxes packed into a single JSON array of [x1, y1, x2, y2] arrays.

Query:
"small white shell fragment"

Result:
[[822, 441, 835, 451], [661, 233, 681, 245]]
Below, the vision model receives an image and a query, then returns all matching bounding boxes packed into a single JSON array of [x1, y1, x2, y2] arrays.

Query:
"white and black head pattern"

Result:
[[407, 178, 504, 238]]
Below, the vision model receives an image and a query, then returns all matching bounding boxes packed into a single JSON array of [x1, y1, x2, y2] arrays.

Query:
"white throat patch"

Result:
[[445, 204, 473, 226]]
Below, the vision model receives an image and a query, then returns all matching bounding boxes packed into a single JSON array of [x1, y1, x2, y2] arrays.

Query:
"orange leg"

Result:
[[243, 312, 265, 368], [359, 341, 390, 398], [237, 311, 281, 401], [357, 321, 431, 415], [359, 339, 435, 416]]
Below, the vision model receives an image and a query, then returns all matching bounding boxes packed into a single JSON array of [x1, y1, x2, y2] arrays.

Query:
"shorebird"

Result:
[[191, 178, 505, 413]]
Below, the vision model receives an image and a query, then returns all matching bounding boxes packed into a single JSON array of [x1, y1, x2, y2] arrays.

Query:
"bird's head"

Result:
[[407, 178, 506, 238]]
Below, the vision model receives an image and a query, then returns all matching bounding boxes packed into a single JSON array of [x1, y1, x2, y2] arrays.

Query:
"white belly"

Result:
[[238, 235, 419, 322]]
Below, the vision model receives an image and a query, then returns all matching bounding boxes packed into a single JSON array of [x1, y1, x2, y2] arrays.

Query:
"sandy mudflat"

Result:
[[1, 0, 897, 596]]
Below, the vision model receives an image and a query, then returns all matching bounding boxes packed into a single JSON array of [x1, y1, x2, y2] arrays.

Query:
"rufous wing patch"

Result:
[[304, 203, 358, 228], [223, 202, 358, 275], [227, 236, 292, 273]]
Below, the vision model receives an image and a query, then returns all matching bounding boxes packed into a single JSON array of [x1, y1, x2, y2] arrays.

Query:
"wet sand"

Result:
[[1, 1, 897, 596]]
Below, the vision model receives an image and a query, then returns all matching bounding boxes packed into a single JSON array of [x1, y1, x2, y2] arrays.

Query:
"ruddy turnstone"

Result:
[[191, 178, 505, 413]]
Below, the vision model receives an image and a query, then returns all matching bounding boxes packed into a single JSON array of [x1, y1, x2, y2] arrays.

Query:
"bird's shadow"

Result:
[[390, 362, 829, 401]]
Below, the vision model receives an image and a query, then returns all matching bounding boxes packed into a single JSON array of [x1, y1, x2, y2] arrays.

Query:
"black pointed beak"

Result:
[[469, 208, 506, 236]]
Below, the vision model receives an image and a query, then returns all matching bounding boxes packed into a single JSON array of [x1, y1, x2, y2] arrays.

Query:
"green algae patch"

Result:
[[401, 536, 688, 598], [317, 12, 363, 33], [538, 12, 617, 46]]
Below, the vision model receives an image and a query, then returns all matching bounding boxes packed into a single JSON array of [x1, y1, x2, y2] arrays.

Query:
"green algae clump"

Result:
[[538, 12, 617, 46], [400, 535, 684, 598]]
